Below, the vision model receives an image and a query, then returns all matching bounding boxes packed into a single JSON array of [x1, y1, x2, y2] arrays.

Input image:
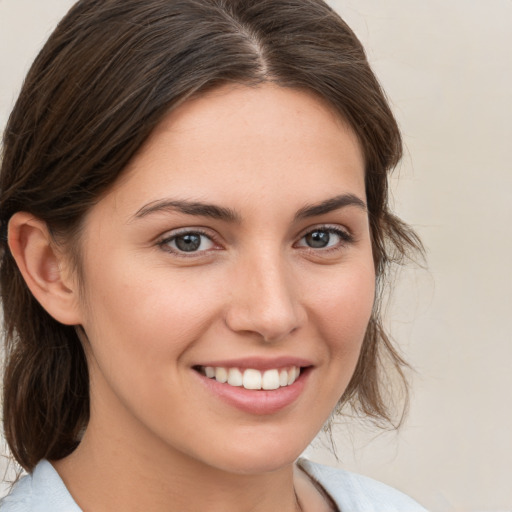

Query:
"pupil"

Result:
[[306, 231, 329, 248], [176, 234, 201, 252]]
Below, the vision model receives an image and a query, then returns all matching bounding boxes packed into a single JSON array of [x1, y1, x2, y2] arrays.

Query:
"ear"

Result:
[[8, 212, 83, 326]]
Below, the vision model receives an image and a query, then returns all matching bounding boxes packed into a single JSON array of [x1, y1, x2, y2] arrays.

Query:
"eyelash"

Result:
[[295, 226, 354, 253], [157, 228, 219, 258], [157, 225, 354, 257]]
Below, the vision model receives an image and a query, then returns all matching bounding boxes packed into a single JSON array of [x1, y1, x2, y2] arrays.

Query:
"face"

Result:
[[74, 84, 375, 474]]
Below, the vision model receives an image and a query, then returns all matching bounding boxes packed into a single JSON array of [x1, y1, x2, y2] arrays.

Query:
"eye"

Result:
[[159, 230, 216, 254], [296, 227, 352, 250]]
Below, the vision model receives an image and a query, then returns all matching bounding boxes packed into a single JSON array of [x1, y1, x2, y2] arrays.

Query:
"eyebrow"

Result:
[[132, 199, 241, 223], [131, 193, 366, 223], [294, 193, 367, 220]]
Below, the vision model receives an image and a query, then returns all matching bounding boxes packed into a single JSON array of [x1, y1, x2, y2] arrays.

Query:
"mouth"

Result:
[[192, 360, 312, 415], [194, 365, 302, 390]]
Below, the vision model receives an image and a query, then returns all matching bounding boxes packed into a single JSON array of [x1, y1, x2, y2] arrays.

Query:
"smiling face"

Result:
[[73, 84, 375, 475]]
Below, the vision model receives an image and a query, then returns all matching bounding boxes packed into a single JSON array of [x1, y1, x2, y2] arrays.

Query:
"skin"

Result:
[[11, 84, 375, 511]]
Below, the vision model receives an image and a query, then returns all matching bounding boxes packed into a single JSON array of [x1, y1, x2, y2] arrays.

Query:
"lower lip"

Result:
[[194, 368, 311, 415]]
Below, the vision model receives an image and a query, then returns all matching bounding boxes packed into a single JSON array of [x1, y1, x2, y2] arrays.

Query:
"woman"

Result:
[[0, 0, 425, 510]]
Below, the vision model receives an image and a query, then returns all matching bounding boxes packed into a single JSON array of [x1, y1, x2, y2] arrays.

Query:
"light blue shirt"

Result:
[[1, 458, 427, 511]]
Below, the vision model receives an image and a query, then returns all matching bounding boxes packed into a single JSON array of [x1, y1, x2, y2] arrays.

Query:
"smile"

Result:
[[197, 366, 301, 390]]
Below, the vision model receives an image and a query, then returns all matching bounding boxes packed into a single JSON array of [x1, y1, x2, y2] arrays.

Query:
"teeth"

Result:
[[215, 367, 228, 383], [287, 366, 299, 385], [227, 368, 243, 387], [262, 369, 280, 390], [201, 366, 301, 390], [243, 369, 262, 389]]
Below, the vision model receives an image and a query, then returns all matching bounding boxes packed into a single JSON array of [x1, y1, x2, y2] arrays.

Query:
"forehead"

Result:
[[145, 83, 362, 162], [99, 84, 366, 218]]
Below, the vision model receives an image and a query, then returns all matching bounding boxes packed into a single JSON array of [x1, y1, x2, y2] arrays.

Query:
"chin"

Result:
[[198, 430, 311, 475], [214, 453, 298, 476]]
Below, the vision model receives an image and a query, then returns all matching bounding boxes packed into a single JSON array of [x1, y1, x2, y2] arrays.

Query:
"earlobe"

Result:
[[8, 212, 83, 326]]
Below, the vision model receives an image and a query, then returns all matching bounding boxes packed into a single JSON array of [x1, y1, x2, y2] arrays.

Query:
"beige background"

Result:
[[1, 1, 511, 510]]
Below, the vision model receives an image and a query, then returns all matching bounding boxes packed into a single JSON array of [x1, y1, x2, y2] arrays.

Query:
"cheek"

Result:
[[309, 260, 375, 356], [78, 258, 225, 369], [77, 264, 227, 422]]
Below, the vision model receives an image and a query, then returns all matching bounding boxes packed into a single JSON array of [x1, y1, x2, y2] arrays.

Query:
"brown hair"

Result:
[[0, 0, 421, 472]]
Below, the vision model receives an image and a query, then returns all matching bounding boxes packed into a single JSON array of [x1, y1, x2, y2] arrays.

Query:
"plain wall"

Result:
[[1, 1, 511, 510]]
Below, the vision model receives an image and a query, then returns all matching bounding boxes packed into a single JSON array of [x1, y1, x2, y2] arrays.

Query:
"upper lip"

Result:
[[194, 356, 314, 371]]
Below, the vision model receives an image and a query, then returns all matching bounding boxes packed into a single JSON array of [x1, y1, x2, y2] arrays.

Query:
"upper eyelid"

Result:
[[158, 226, 216, 241], [157, 228, 219, 247], [296, 223, 353, 239]]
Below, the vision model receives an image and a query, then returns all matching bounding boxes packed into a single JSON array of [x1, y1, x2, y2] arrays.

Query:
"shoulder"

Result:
[[297, 458, 428, 512], [0, 473, 32, 512], [0, 460, 81, 512]]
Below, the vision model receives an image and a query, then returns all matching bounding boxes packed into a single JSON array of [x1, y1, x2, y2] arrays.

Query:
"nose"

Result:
[[224, 252, 306, 343]]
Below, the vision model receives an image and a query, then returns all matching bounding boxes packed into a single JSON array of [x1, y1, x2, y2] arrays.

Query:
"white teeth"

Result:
[[262, 369, 280, 390], [227, 368, 243, 387], [215, 367, 228, 383], [287, 366, 298, 385], [243, 369, 262, 390], [202, 366, 302, 390]]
